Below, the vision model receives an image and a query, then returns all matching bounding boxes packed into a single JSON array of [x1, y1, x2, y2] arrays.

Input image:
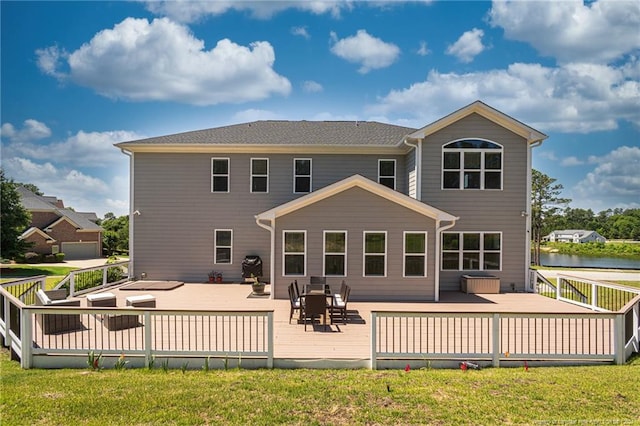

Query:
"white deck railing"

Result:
[[53, 260, 131, 297], [370, 310, 628, 369]]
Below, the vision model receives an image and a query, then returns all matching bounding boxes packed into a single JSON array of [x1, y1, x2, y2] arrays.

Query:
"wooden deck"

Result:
[[68, 282, 594, 362]]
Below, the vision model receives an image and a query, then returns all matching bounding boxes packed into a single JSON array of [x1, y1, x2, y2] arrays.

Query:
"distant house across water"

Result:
[[544, 230, 607, 244]]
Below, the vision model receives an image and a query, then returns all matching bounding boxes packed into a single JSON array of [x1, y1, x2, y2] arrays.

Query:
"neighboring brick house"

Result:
[[18, 187, 103, 259]]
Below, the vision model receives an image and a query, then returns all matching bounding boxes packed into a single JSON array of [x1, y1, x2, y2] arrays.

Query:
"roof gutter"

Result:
[[120, 148, 136, 278], [434, 217, 458, 302], [255, 216, 275, 300]]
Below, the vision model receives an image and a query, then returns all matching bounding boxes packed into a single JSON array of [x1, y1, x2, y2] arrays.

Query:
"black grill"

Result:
[[242, 255, 263, 279]]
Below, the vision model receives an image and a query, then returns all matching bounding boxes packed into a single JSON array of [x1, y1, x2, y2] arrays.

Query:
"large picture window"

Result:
[[442, 139, 502, 190], [294, 158, 312, 193], [211, 158, 229, 192], [283, 231, 306, 276], [363, 231, 386, 276], [251, 158, 268, 193], [214, 229, 232, 264], [404, 232, 427, 277], [442, 232, 501, 271], [378, 159, 396, 189], [324, 231, 346, 276]]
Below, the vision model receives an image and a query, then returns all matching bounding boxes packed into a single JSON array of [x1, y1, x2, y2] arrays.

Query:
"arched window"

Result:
[[442, 139, 503, 190]]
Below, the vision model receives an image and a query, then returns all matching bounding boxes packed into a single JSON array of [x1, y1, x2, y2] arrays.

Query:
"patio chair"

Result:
[[293, 280, 301, 300], [302, 293, 328, 331], [35, 289, 83, 334], [310, 276, 331, 294], [330, 285, 351, 325], [334, 281, 347, 300], [288, 282, 301, 324]]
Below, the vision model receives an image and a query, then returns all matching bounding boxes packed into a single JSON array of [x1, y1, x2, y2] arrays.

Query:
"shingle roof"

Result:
[[17, 186, 102, 231], [117, 121, 417, 147]]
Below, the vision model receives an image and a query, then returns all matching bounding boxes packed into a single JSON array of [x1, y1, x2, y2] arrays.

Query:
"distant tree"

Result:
[[1, 169, 32, 259], [101, 214, 129, 255], [531, 169, 571, 265]]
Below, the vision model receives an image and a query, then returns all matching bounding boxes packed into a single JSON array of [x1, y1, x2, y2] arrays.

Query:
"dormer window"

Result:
[[442, 139, 502, 190]]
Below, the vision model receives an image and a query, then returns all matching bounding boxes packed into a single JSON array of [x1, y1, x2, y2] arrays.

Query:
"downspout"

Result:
[[525, 136, 545, 291], [403, 137, 422, 200], [120, 148, 135, 278], [435, 217, 458, 302], [255, 216, 275, 300]]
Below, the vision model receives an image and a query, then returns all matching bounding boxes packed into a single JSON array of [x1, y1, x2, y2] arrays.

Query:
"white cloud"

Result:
[[367, 61, 640, 133], [417, 41, 430, 56], [537, 151, 559, 162], [561, 156, 584, 166], [489, 0, 640, 64], [0, 119, 51, 143], [573, 146, 640, 209], [446, 28, 485, 63], [3, 157, 129, 217], [302, 80, 323, 93], [3, 126, 142, 167], [330, 29, 400, 73], [37, 17, 291, 106], [291, 26, 310, 39], [145, 1, 347, 22]]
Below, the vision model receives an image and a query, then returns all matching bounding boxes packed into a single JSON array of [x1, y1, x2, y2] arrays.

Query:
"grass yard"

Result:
[[1, 350, 639, 425], [0, 265, 77, 289]]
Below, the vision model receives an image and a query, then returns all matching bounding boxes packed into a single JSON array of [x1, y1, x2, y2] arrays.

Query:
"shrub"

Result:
[[55, 253, 65, 262], [43, 254, 56, 263], [23, 252, 41, 264]]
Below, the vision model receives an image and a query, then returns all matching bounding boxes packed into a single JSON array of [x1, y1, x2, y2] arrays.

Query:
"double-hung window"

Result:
[[294, 158, 312, 193], [283, 231, 306, 276], [363, 231, 386, 276], [214, 229, 232, 264], [442, 139, 502, 190], [211, 158, 230, 192], [442, 232, 501, 271], [404, 232, 427, 277], [324, 231, 346, 276], [251, 158, 268, 193], [378, 159, 396, 189]]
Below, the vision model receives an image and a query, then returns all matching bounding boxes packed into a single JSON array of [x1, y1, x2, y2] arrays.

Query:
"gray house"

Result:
[[116, 101, 546, 301], [544, 230, 607, 244]]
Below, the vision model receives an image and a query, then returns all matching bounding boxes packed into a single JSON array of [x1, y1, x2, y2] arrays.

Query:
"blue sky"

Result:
[[1, 0, 638, 217]]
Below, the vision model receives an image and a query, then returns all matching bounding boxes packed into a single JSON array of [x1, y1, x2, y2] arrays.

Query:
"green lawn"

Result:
[[0, 265, 77, 289], [1, 350, 639, 425]]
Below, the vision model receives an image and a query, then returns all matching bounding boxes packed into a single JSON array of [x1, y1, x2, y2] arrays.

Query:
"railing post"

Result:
[[3, 294, 12, 349], [69, 272, 76, 297], [267, 312, 274, 369], [614, 314, 625, 365], [556, 277, 562, 300], [492, 313, 500, 367], [21, 308, 32, 369], [370, 312, 377, 370], [144, 311, 152, 366], [102, 267, 108, 288], [591, 282, 598, 311]]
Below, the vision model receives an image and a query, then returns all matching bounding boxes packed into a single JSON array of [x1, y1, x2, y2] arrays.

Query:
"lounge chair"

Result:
[[35, 289, 83, 334]]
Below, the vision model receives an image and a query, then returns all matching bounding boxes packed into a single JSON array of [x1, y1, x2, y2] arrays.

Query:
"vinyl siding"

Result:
[[420, 113, 529, 292], [273, 187, 437, 301], [131, 152, 407, 283]]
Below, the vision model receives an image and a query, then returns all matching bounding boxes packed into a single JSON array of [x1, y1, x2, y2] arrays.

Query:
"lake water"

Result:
[[539, 253, 640, 270]]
